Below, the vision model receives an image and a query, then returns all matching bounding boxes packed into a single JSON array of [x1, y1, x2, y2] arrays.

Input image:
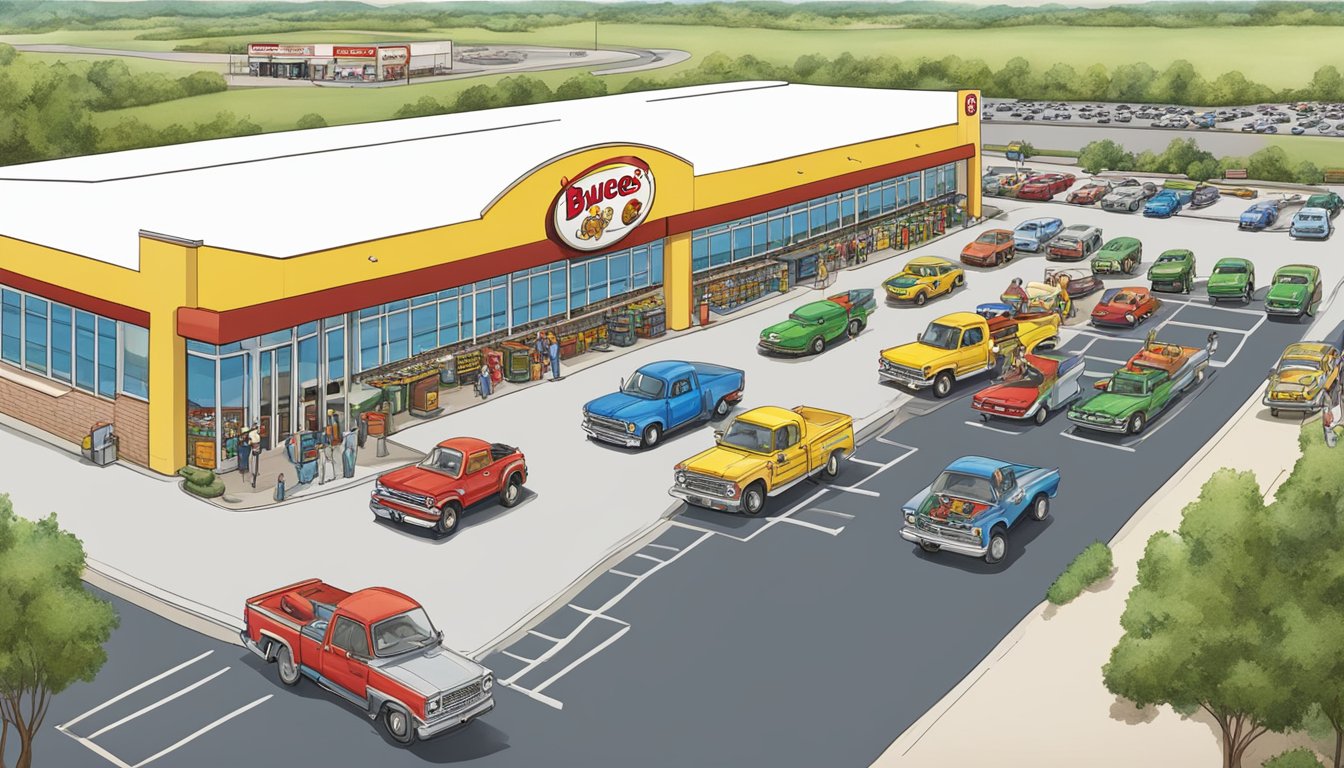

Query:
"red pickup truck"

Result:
[[371, 437, 527, 537], [241, 579, 495, 746]]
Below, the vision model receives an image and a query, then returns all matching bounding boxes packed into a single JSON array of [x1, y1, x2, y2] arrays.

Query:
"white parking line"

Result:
[[963, 419, 1023, 435], [850, 443, 918, 489], [86, 668, 231, 739], [848, 457, 886, 467], [645, 543, 680, 553], [808, 508, 855, 520], [59, 651, 214, 730], [1059, 428, 1137, 453], [633, 553, 664, 564], [831, 485, 881, 497], [502, 651, 535, 663], [133, 695, 272, 768], [532, 625, 632, 695], [498, 680, 564, 710], [608, 570, 639, 579], [777, 517, 844, 535], [58, 734, 132, 768], [876, 436, 919, 450], [528, 630, 561, 642]]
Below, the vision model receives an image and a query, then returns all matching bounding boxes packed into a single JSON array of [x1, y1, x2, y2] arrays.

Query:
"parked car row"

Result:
[[985, 99, 1344, 137]]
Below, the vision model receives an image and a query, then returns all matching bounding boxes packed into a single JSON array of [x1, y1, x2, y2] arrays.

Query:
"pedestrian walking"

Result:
[[249, 428, 262, 488], [342, 426, 358, 478], [237, 431, 251, 478], [476, 368, 492, 399], [274, 473, 286, 502], [548, 332, 562, 381], [319, 433, 336, 485], [816, 258, 829, 289]]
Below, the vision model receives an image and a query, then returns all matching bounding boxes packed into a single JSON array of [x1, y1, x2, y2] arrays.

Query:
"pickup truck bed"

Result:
[[795, 405, 849, 432]]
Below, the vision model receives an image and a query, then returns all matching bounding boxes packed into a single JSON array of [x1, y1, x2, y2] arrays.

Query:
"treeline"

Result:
[[4, 0, 1344, 36], [0, 43, 250, 165], [1078, 138, 1327, 184]]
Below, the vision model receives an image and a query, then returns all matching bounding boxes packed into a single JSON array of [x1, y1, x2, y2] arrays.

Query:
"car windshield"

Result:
[[621, 371, 666, 399], [1108, 376, 1148, 395], [1112, 291, 1139, 304], [1157, 254, 1184, 263], [976, 233, 999, 244], [1054, 237, 1080, 246], [1277, 275, 1309, 285], [910, 265, 939, 277], [1214, 264, 1248, 274], [719, 420, 774, 454], [1279, 359, 1321, 372], [1300, 214, 1325, 222], [418, 447, 463, 477], [929, 471, 995, 504], [372, 608, 438, 657], [920, 322, 961, 350], [1017, 223, 1039, 234]]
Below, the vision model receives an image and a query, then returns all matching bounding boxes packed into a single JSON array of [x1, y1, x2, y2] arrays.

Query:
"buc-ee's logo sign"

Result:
[[964, 93, 979, 116], [550, 158, 655, 252]]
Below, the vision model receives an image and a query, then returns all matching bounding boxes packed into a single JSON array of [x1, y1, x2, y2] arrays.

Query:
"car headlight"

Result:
[[769, 333, 780, 342], [374, 480, 385, 494], [725, 485, 738, 498], [427, 699, 440, 713], [675, 471, 686, 485], [482, 673, 494, 692], [1125, 313, 1135, 323], [905, 512, 915, 524], [972, 527, 981, 537], [626, 422, 636, 433], [923, 366, 932, 377]]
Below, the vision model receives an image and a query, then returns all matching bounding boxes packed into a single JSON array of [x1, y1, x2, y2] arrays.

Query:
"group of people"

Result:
[[235, 409, 363, 502]]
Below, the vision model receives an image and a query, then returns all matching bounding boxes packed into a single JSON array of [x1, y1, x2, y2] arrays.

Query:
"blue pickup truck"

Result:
[[899, 456, 1061, 565], [582, 361, 746, 449]]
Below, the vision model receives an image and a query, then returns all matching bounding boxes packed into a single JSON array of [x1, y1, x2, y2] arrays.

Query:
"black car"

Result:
[[1097, 117, 1111, 124], [1189, 184, 1220, 209]]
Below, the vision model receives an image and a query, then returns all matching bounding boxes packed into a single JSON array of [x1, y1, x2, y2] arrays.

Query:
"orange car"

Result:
[[959, 229, 1017, 267]]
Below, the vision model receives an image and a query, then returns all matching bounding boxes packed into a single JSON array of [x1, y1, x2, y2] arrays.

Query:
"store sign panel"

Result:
[[550, 158, 655, 252], [379, 46, 410, 64], [248, 43, 315, 57], [964, 93, 979, 116], [334, 46, 377, 58]]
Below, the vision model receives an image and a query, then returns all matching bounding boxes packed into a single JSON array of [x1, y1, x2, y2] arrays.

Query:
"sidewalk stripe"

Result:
[[633, 553, 664, 564], [776, 517, 844, 536], [59, 651, 214, 730], [87, 668, 230, 739], [876, 436, 918, 450], [533, 625, 632, 694], [645, 543, 680, 553], [132, 695, 271, 768]]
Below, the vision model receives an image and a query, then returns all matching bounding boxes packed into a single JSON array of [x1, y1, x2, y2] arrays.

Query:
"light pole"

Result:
[[593, 20, 598, 51]]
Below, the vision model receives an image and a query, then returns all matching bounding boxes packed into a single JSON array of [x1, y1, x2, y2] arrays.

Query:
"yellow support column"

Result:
[[139, 233, 199, 475], [663, 232, 693, 331], [959, 89, 983, 219]]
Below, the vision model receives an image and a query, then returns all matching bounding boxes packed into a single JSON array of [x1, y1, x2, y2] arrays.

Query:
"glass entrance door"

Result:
[[297, 329, 320, 434]]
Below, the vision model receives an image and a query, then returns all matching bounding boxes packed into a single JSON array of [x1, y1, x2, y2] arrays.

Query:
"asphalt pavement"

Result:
[[983, 122, 1280, 158]]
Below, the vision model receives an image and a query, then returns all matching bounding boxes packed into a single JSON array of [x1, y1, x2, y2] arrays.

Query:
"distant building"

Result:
[[245, 41, 453, 82]]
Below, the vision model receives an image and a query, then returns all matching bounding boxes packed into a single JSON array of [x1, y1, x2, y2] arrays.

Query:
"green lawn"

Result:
[[1266, 137, 1344, 168], [20, 51, 226, 75]]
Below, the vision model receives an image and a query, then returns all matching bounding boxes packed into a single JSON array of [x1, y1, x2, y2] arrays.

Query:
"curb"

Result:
[[83, 557, 244, 647], [882, 274, 1344, 762]]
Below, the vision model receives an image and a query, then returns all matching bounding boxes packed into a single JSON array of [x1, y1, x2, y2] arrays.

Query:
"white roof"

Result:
[[0, 81, 957, 269]]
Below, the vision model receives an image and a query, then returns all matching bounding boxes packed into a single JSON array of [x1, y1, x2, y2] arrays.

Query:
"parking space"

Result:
[[985, 98, 1344, 138], [55, 650, 271, 768]]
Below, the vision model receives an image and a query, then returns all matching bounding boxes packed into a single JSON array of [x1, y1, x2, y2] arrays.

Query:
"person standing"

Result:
[[548, 332, 562, 381], [249, 427, 262, 489], [536, 331, 550, 378], [342, 426, 358, 478], [816, 258, 829, 289], [274, 473, 286, 502], [237, 431, 251, 480], [319, 433, 336, 485]]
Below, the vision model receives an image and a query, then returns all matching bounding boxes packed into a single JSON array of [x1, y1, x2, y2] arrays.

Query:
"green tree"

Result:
[[1148, 60, 1205, 105], [1247, 146, 1295, 182], [0, 495, 119, 768], [1079, 63, 1110, 101], [555, 73, 607, 101], [1308, 66, 1344, 102], [1134, 149, 1162, 173], [792, 53, 826, 80], [1157, 138, 1215, 176], [1103, 469, 1305, 768], [0, 44, 16, 67], [1107, 62, 1157, 103], [453, 84, 500, 112], [1078, 139, 1135, 174], [496, 74, 554, 106], [178, 70, 226, 98], [394, 95, 446, 119], [296, 113, 327, 130], [1264, 748, 1327, 768], [1294, 161, 1323, 185], [1039, 62, 1080, 101], [992, 57, 1032, 100], [1187, 158, 1220, 181]]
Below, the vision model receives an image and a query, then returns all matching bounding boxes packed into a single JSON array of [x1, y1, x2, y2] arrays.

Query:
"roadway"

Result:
[[43, 283, 1323, 767]]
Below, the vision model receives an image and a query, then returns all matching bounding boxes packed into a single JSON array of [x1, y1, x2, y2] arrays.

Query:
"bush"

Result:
[[1263, 748, 1325, 768], [178, 466, 225, 498], [1046, 541, 1113, 605], [296, 113, 327, 130]]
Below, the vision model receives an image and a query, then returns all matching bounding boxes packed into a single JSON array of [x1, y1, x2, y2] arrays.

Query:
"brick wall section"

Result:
[[0, 373, 151, 468]]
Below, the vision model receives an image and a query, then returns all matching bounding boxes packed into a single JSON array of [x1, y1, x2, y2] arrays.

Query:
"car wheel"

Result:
[[821, 450, 842, 480], [1244, 285, 1253, 303], [1125, 259, 1134, 274], [275, 645, 300, 687], [1129, 201, 1138, 212], [382, 704, 417, 747], [1127, 412, 1147, 435], [954, 274, 965, 288], [499, 473, 523, 508], [1005, 249, 1015, 263], [1030, 493, 1050, 521], [810, 336, 826, 355], [1271, 407, 1281, 418], [1194, 368, 1205, 385], [914, 291, 927, 306], [932, 371, 954, 399], [847, 319, 862, 338], [740, 481, 767, 517], [436, 501, 461, 538], [714, 397, 733, 418], [1034, 404, 1049, 426], [919, 541, 942, 553], [985, 527, 1008, 565], [1309, 302, 1317, 318], [641, 423, 662, 448]]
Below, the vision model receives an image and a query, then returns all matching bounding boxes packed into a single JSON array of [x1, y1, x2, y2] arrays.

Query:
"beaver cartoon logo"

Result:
[[576, 205, 615, 242], [550, 158, 656, 252]]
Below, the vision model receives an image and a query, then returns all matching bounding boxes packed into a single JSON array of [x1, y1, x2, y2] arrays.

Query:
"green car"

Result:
[[1206, 257, 1255, 304], [1068, 363, 1206, 436], [1147, 249, 1196, 294], [1306, 192, 1343, 217], [1265, 264, 1323, 319], [1091, 237, 1143, 275], [758, 289, 876, 356]]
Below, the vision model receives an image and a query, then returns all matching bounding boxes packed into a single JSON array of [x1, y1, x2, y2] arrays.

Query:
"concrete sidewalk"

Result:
[[873, 277, 1344, 768]]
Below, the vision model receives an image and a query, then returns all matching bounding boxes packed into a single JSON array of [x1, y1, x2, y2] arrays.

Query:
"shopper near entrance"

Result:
[[548, 332, 562, 381], [238, 430, 251, 478], [249, 427, 262, 488], [816, 259, 829, 289]]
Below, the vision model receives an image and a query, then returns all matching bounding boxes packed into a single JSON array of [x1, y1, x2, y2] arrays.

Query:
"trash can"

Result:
[[81, 422, 118, 466]]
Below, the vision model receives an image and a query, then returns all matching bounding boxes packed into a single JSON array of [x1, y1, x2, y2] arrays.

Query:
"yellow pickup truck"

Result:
[[879, 311, 1060, 398], [668, 405, 855, 517]]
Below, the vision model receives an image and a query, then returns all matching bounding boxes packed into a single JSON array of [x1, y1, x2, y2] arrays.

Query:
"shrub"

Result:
[[1046, 541, 1113, 605], [178, 466, 225, 498], [1263, 748, 1325, 768], [296, 113, 327, 130]]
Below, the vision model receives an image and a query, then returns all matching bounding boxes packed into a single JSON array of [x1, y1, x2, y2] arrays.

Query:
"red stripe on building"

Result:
[[0, 268, 151, 326]]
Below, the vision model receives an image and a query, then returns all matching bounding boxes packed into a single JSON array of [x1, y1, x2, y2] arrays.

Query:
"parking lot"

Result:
[[984, 98, 1344, 138]]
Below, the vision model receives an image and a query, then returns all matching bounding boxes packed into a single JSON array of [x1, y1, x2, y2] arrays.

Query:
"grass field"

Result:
[[19, 52, 226, 75], [1266, 137, 1344, 168]]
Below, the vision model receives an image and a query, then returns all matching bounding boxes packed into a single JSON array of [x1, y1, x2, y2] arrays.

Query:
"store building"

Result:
[[245, 41, 452, 81], [0, 81, 981, 476]]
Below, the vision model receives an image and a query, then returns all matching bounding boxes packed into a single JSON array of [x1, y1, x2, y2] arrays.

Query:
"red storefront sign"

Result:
[[334, 46, 377, 58], [548, 157, 656, 252], [964, 93, 979, 116]]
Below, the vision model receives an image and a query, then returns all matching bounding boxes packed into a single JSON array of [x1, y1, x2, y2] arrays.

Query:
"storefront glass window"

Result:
[[825, 201, 840, 231], [75, 311, 95, 392], [768, 217, 786, 250], [549, 266, 566, 318], [790, 209, 809, 242], [51, 305, 72, 383], [410, 303, 436, 354], [631, 247, 651, 287], [691, 237, 709, 272], [120, 322, 149, 398], [841, 195, 855, 226], [709, 231, 731, 268], [261, 329, 292, 346], [473, 278, 507, 336], [651, 243, 664, 284], [924, 170, 937, 200], [186, 354, 217, 468], [732, 227, 752, 262], [24, 296, 47, 375], [96, 317, 116, 398], [298, 321, 319, 337], [358, 317, 379, 372], [298, 333, 319, 384], [411, 293, 435, 307], [219, 354, 249, 461], [752, 222, 768, 255], [609, 252, 631, 294], [382, 311, 408, 364], [326, 327, 345, 382], [437, 296, 460, 346], [0, 290, 18, 365], [586, 258, 608, 304], [459, 294, 474, 339]]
